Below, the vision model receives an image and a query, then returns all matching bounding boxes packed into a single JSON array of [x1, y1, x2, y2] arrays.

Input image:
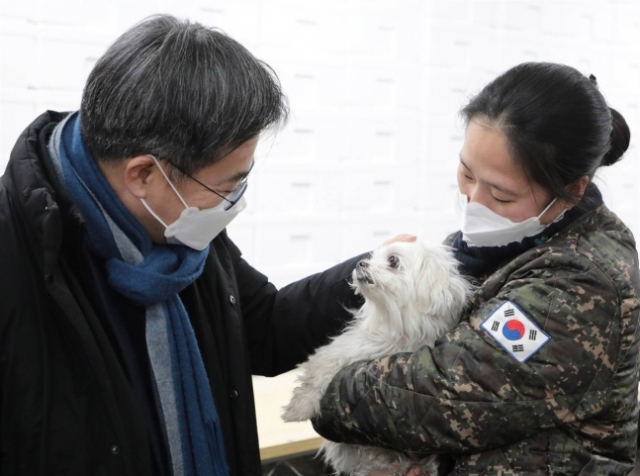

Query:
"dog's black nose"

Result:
[[357, 260, 369, 269]]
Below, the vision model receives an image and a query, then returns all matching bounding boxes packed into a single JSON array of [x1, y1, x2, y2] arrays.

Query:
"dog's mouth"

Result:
[[355, 267, 375, 285]]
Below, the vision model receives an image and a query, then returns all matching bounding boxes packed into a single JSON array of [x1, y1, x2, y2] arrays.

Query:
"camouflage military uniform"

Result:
[[312, 204, 640, 475]]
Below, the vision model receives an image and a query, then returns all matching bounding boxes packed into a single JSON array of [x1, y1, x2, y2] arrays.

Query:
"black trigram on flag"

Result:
[[529, 329, 537, 340], [504, 309, 515, 317], [491, 321, 500, 331], [512, 344, 524, 352]]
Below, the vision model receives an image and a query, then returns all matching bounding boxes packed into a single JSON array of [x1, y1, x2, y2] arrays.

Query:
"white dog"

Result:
[[282, 240, 472, 476]]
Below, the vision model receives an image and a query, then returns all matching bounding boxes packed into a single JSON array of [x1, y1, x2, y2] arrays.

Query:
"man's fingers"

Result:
[[383, 234, 417, 246]]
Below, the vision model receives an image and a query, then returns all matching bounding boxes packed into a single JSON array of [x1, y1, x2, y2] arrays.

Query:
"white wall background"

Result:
[[2, 0, 639, 288]]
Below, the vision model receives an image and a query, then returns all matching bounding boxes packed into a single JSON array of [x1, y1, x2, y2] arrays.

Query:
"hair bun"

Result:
[[602, 107, 631, 166]]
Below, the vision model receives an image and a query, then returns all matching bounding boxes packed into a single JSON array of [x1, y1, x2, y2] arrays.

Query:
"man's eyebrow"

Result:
[[459, 155, 518, 195], [225, 161, 254, 184]]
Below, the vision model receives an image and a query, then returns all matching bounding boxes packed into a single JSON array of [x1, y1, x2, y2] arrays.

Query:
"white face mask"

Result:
[[459, 193, 564, 247], [141, 156, 247, 251]]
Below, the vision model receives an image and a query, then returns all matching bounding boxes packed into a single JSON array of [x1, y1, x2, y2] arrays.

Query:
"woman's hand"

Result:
[[369, 470, 396, 476], [369, 452, 424, 476], [369, 466, 422, 476]]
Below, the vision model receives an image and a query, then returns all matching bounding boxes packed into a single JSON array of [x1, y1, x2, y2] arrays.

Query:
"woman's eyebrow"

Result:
[[459, 155, 518, 196], [490, 182, 518, 196]]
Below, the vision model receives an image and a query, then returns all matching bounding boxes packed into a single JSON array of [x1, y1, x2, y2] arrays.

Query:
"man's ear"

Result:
[[123, 155, 157, 199]]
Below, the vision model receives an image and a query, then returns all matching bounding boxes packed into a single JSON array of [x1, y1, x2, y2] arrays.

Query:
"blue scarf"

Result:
[[48, 112, 229, 476]]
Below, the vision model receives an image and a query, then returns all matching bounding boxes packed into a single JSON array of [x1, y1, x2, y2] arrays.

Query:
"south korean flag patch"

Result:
[[480, 300, 550, 363]]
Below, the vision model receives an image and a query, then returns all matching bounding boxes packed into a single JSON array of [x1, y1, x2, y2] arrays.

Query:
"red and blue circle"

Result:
[[502, 319, 525, 341]]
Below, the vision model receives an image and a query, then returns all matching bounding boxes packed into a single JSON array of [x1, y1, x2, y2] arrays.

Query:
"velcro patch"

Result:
[[480, 300, 550, 363]]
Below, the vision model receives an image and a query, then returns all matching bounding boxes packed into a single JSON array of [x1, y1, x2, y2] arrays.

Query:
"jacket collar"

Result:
[[2, 110, 84, 276]]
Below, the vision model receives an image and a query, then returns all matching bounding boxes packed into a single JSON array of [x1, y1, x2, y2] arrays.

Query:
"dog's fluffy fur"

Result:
[[282, 241, 472, 476]]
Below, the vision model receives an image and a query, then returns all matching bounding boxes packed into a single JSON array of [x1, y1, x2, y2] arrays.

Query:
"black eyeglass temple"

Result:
[[161, 159, 252, 205]]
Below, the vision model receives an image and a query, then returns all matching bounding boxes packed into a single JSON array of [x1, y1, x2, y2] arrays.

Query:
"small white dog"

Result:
[[282, 240, 472, 476]]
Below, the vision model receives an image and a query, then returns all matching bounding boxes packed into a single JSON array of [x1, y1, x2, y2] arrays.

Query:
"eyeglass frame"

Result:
[[162, 159, 254, 211]]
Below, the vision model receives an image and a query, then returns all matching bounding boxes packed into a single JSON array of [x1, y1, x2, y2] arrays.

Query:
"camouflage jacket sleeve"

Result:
[[312, 249, 632, 454]]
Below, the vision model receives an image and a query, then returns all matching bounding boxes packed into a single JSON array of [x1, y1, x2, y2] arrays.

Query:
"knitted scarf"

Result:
[[48, 112, 229, 476]]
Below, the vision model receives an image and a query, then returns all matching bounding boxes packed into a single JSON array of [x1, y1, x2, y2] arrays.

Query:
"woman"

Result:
[[312, 62, 639, 475]]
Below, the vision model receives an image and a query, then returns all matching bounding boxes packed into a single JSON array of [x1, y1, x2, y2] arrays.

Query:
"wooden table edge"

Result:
[[260, 436, 324, 462]]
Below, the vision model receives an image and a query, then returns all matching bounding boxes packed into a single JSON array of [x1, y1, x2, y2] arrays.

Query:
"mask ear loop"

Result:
[[147, 155, 190, 209], [538, 197, 558, 219], [140, 198, 169, 228]]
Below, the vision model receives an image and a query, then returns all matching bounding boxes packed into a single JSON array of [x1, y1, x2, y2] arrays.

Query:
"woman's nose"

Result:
[[464, 185, 486, 205]]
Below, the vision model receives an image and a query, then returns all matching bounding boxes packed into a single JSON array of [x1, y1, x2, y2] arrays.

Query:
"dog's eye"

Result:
[[388, 255, 399, 268]]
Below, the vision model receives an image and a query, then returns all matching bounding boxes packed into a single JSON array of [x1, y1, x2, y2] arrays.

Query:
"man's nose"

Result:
[[357, 260, 369, 269]]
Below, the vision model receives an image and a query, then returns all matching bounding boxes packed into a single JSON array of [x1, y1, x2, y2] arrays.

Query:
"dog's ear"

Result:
[[413, 247, 468, 322]]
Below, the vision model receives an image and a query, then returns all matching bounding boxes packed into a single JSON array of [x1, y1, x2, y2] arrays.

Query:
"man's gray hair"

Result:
[[80, 14, 288, 175]]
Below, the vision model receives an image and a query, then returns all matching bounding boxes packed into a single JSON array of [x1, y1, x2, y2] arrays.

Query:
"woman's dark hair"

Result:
[[460, 62, 630, 204], [80, 14, 288, 176]]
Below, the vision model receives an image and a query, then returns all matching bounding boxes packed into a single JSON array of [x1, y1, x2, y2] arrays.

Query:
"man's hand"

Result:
[[383, 234, 417, 246]]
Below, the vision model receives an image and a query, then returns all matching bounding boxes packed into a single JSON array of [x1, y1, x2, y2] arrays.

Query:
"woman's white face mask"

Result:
[[141, 156, 247, 251], [459, 192, 564, 247]]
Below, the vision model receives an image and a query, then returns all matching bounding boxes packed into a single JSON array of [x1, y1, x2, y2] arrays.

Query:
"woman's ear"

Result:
[[568, 176, 590, 202], [123, 155, 157, 199], [543, 176, 590, 225]]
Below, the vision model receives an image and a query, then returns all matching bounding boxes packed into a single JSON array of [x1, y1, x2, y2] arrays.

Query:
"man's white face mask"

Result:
[[141, 156, 247, 251], [458, 192, 564, 247]]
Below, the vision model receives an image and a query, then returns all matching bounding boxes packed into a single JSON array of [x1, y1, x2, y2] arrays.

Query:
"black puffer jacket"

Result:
[[0, 111, 363, 476]]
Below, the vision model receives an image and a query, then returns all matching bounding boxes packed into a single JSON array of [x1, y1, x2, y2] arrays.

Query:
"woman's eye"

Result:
[[388, 255, 399, 268], [493, 197, 512, 204], [459, 170, 473, 181]]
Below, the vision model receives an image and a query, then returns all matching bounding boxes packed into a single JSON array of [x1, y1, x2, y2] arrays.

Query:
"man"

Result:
[[0, 15, 365, 476]]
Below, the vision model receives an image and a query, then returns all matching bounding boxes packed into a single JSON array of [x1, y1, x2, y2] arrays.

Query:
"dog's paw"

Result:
[[281, 402, 315, 422], [320, 441, 407, 476], [281, 386, 320, 422]]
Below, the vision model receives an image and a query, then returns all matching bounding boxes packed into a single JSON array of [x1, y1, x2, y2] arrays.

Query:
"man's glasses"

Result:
[[166, 160, 253, 211]]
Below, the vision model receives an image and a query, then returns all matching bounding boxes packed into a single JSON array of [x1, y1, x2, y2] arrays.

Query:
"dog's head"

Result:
[[352, 241, 471, 342]]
